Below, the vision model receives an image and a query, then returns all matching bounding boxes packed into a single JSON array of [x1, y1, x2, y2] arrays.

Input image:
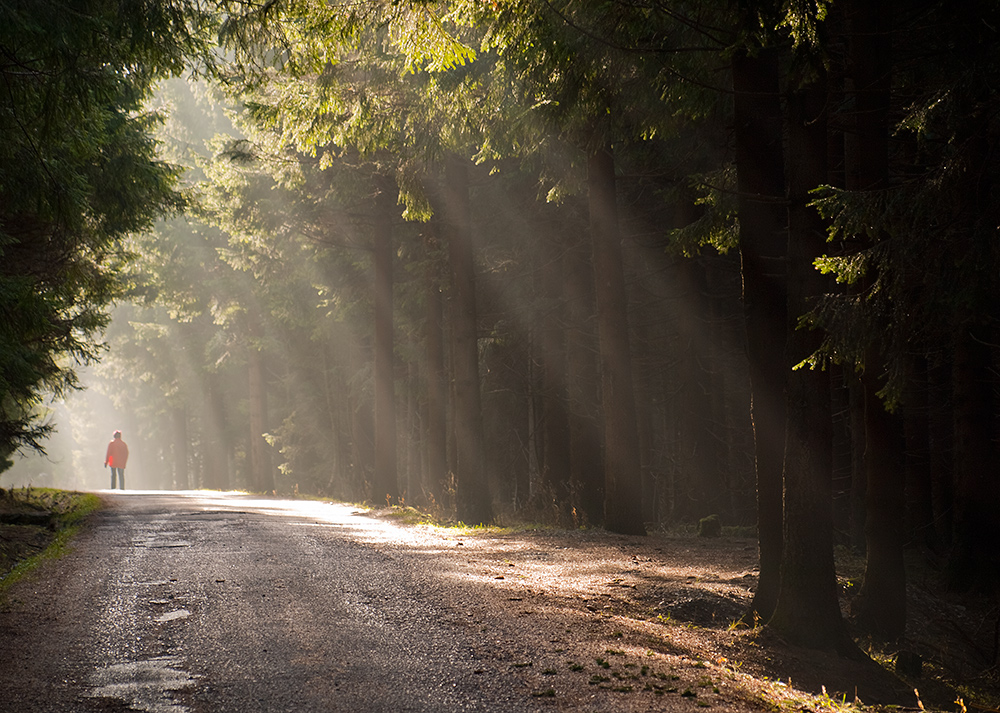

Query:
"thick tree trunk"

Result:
[[443, 155, 492, 525], [372, 174, 399, 506], [855, 363, 907, 638], [732, 49, 788, 624], [768, 70, 853, 653], [843, 0, 907, 639], [588, 146, 644, 536]]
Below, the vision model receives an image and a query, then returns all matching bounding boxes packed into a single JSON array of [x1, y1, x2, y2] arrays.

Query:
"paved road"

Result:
[[0, 492, 554, 713]]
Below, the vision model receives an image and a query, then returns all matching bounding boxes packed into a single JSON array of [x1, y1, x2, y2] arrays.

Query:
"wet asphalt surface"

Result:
[[0, 492, 556, 713]]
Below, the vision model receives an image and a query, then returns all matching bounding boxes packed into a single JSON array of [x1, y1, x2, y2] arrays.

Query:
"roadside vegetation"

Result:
[[0, 488, 101, 594]]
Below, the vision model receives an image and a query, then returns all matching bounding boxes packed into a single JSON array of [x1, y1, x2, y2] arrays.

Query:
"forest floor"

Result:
[[372, 505, 999, 713], [0, 490, 997, 713]]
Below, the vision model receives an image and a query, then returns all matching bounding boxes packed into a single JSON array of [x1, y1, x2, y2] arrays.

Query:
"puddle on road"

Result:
[[87, 656, 195, 713], [154, 609, 191, 623]]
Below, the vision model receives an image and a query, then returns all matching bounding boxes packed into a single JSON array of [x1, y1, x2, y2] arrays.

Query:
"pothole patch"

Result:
[[87, 656, 196, 712], [154, 609, 191, 623]]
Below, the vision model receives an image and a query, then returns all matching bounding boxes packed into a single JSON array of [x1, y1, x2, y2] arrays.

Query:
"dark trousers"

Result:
[[110, 468, 125, 490]]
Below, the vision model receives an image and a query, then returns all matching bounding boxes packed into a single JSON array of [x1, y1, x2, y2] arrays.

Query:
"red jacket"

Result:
[[105, 438, 129, 468]]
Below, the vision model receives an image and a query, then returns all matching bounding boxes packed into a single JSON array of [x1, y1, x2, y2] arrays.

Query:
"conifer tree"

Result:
[[0, 0, 210, 468]]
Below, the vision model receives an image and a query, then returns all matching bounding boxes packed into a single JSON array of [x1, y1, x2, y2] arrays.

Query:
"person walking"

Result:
[[104, 430, 129, 490]]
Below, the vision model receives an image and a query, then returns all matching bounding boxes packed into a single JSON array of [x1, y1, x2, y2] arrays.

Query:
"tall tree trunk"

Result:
[[539, 222, 571, 508], [704, 255, 739, 522], [589, 146, 644, 536], [172, 405, 189, 490], [855, 360, 907, 638], [565, 218, 604, 526], [948, 325, 1000, 590], [848, 380, 867, 552], [676, 254, 724, 521], [443, 155, 492, 525], [845, 0, 907, 639], [732, 49, 788, 624], [768, 68, 853, 653], [349, 338, 374, 497], [830, 367, 853, 540], [405, 358, 422, 505], [373, 174, 399, 506], [423, 229, 447, 508], [203, 372, 230, 491], [904, 356, 934, 548], [927, 361, 953, 548], [945, 48, 1000, 589], [247, 339, 273, 493]]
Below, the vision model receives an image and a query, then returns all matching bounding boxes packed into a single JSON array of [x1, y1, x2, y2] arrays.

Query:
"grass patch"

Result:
[[0, 488, 101, 596], [380, 506, 440, 526]]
